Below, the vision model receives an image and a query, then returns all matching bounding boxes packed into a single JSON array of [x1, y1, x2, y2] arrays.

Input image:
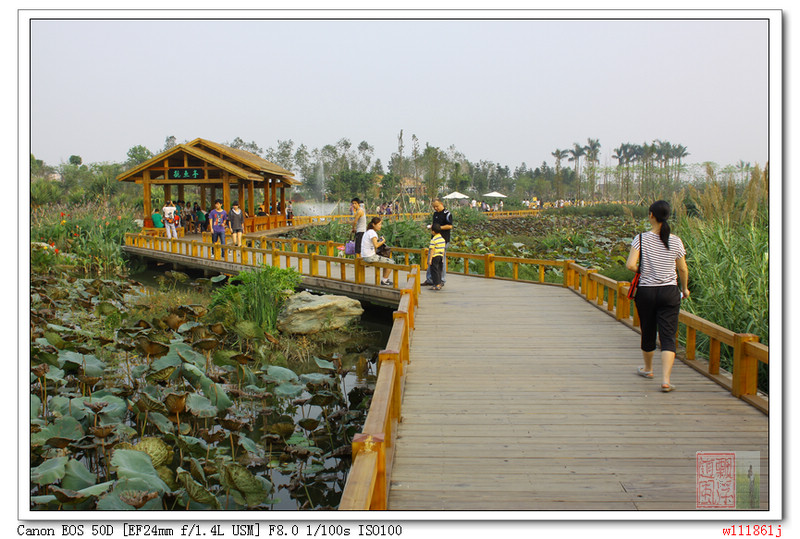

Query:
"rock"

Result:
[[277, 291, 363, 335]]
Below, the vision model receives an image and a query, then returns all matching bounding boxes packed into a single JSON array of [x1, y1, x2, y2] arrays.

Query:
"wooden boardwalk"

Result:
[[388, 275, 769, 511]]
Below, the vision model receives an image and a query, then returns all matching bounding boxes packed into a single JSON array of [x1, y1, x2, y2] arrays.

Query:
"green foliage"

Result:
[[450, 206, 488, 227], [210, 266, 302, 333], [547, 203, 648, 219], [304, 220, 351, 244], [381, 218, 429, 249], [30, 199, 140, 277]]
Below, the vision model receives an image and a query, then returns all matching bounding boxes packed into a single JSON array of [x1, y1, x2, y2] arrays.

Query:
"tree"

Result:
[[568, 143, 585, 200], [69, 155, 83, 166], [421, 144, 445, 198], [163, 135, 177, 151], [551, 149, 568, 199], [356, 141, 374, 173], [125, 145, 153, 167], [584, 138, 601, 200]]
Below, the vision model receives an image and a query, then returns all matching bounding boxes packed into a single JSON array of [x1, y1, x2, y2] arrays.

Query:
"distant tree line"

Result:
[[31, 133, 760, 207]]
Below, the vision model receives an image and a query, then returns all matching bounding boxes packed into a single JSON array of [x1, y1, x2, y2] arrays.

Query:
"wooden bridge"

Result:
[[123, 230, 770, 512]]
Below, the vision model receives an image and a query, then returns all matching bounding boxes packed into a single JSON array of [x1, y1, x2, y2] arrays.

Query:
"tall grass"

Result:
[[676, 167, 769, 392], [209, 266, 302, 333]]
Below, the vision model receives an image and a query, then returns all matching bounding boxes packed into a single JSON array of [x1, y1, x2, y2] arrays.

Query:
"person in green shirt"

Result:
[[151, 208, 164, 228]]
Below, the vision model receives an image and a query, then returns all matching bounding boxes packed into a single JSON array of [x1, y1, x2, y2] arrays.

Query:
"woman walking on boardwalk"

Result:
[[626, 200, 690, 392]]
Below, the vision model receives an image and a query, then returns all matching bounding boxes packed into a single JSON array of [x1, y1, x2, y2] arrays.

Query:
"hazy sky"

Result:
[[29, 14, 772, 172]]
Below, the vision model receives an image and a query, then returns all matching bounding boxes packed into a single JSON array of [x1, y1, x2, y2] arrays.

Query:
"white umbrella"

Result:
[[443, 191, 469, 199], [483, 191, 507, 198]]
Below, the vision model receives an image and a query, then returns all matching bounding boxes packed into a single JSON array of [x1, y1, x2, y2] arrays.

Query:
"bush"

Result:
[[450, 206, 488, 227]]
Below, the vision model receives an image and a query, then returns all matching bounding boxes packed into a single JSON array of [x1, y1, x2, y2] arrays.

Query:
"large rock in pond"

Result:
[[277, 291, 364, 335]]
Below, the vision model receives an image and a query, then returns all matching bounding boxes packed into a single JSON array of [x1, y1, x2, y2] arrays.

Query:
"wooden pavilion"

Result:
[[116, 138, 300, 232]]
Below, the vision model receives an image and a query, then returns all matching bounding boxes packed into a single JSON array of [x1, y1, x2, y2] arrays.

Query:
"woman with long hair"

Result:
[[361, 217, 395, 286], [626, 200, 691, 392]]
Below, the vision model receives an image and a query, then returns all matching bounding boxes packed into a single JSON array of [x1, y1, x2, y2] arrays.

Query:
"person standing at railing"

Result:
[[208, 198, 229, 259], [162, 200, 178, 239], [351, 198, 366, 257], [423, 198, 453, 287], [427, 222, 446, 291], [626, 200, 690, 393]]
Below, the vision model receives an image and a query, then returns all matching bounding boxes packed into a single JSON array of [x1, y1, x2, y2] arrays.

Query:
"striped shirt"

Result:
[[631, 231, 686, 287], [429, 233, 446, 258]]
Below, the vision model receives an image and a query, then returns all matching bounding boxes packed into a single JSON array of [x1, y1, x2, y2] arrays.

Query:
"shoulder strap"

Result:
[[639, 233, 643, 273]]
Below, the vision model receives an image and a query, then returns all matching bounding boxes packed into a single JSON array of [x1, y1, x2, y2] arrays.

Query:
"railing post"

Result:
[[562, 260, 574, 287], [732, 333, 760, 397], [351, 434, 387, 510], [484, 254, 495, 278]]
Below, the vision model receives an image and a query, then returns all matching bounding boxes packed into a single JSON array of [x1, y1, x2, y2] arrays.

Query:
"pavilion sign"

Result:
[[170, 168, 205, 180]]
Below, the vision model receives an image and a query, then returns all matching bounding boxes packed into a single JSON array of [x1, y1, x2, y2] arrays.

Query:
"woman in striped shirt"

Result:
[[626, 200, 691, 392]]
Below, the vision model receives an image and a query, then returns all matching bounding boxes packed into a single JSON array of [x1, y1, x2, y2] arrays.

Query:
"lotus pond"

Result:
[[29, 265, 390, 511]]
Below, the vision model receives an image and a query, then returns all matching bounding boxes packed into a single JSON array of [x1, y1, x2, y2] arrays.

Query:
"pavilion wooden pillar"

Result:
[[222, 174, 231, 211], [143, 171, 152, 217], [247, 181, 255, 216], [263, 182, 269, 213], [280, 186, 286, 214], [271, 180, 277, 214], [238, 180, 245, 209], [164, 185, 172, 204], [211, 187, 217, 206], [178, 184, 185, 204], [200, 187, 207, 210]]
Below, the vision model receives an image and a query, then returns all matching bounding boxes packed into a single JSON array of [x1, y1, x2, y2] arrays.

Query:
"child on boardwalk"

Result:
[[428, 223, 446, 291]]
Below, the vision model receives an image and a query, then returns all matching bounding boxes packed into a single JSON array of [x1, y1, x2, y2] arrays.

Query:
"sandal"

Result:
[[637, 367, 654, 379], [431, 284, 442, 291], [661, 383, 675, 392]]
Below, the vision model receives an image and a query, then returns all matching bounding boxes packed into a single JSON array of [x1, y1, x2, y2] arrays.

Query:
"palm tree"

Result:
[[585, 138, 601, 201], [568, 143, 585, 201], [551, 149, 568, 199], [673, 144, 689, 185]]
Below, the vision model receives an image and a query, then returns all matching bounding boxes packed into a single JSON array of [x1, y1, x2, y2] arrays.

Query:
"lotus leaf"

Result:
[[270, 422, 296, 439], [60, 351, 106, 377], [119, 490, 160, 509], [96, 478, 163, 510], [164, 392, 187, 414], [175, 435, 209, 458], [31, 456, 69, 485], [313, 357, 336, 371], [146, 365, 178, 384], [223, 463, 269, 507], [50, 485, 89, 505], [137, 392, 169, 415], [142, 412, 173, 435], [298, 418, 320, 431], [234, 320, 263, 340], [274, 383, 304, 398], [238, 436, 263, 457], [156, 465, 179, 491], [300, 373, 333, 386], [309, 392, 337, 407], [266, 365, 299, 383], [210, 274, 227, 283], [183, 368, 233, 411], [185, 393, 217, 418], [31, 416, 84, 447], [162, 313, 184, 331], [191, 338, 219, 352], [44, 331, 67, 349], [178, 470, 220, 509], [44, 365, 66, 384], [137, 338, 170, 359], [177, 321, 203, 333], [61, 458, 97, 491], [176, 347, 206, 369], [187, 458, 206, 484], [73, 395, 128, 422], [110, 450, 170, 493], [31, 394, 42, 419]]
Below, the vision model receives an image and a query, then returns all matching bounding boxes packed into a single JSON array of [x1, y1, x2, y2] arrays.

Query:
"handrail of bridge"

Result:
[[339, 269, 419, 510]]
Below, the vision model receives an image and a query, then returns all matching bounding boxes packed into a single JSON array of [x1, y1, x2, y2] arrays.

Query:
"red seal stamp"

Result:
[[696, 451, 736, 508]]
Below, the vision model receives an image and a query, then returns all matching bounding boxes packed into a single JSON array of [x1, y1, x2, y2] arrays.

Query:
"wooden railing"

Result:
[[339, 272, 418, 510]]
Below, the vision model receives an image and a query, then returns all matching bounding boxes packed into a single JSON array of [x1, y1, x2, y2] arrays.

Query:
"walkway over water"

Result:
[[387, 276, 769, 511], [122, 231, 770, 511]]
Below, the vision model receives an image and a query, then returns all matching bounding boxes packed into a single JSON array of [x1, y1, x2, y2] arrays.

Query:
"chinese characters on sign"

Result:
[[170, 168, 205, 180], [697, 451, 736, 508]]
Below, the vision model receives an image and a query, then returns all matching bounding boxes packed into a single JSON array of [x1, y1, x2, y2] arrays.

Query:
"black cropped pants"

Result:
[[634, 285, 681, 353]]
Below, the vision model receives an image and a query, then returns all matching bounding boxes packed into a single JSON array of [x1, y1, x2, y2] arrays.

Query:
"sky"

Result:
[[27, 14, 773, 171]]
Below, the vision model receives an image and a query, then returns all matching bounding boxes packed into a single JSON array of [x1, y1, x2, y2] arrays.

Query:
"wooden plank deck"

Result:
[[388, 275, 769, 511]]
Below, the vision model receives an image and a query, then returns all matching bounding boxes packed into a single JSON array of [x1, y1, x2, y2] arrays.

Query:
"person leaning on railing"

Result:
[[626, 200, 690, 393]]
